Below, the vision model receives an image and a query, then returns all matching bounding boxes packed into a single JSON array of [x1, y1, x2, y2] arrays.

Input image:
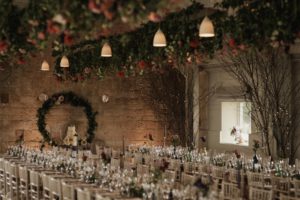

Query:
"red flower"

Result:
[[17, 57, 25, 65], [238, 44, 246, 50], [137, 60, 147, 69], [37, 32, 46, 40], [117, 71, 125, 78], [228, 38, 236, 48], [0, 41, 8, 53], [64, 33, 73, 46], [47, 20, 61, 34], [148, 12, 162, 22], [189, 39, 199, 48]]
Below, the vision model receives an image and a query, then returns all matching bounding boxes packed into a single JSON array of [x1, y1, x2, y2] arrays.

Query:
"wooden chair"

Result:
[[19, 166, 29, 200], [50, 177, 62, 199], [0, 158, 6, 194], [181, 173, 197, 186], [293, 179, 300, 198], [163, 170, 176, 182], [136, 164, 149, 176], [76, 188, 92, 200], [41, 173, 51, 200], [110, 158, 120, 170], [183, 162, 193, 173], [271, 176, 290, 199], [29, 170, 42, 200], [4, 160, 11, 198], [10, 162, 19, 199], [211, 166, 224, 190], [280, 193, 298, 200], [249, 187, 273, 200], [62, 181, 74, 200], [220, 182, 241, 200], [247, 171, 265, 189], [95, 193, 111, 200], [168, 159, 181, 171], [227, 169, 241, 185]]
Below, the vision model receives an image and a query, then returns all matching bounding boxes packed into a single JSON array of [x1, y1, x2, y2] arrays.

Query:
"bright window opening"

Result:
[[220, 102, 251, 146]]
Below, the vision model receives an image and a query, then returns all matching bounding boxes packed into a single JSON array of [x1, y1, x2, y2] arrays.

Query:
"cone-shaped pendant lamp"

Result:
[[41, 60, 50, 71], [101, 42, 112, 57], [153, 28, 167, 47], [60, 55, 69, 68], [199, 16, 215, 37]]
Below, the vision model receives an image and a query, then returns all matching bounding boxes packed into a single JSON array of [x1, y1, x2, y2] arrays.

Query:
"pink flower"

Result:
[[37, 32, 46, 40], [238, 44, 246, 50], [0, 41, 8, 53], [27, 38, 37, 45], [148, 12, 162, 22]]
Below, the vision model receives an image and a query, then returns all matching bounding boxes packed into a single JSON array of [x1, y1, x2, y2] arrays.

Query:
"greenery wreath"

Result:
[[37, 91, 98, 146]]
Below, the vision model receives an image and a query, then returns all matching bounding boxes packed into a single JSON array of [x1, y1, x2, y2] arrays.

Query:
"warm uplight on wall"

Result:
[[101, 42, 112, 57], [153, 28, 167, 47], [60, 55, 70, 68], [41, 60, 50, 71], [199, 16, 215, 37]]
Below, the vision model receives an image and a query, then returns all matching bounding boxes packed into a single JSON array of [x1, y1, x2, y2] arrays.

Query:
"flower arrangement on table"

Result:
[[252, 139, 260, 154]]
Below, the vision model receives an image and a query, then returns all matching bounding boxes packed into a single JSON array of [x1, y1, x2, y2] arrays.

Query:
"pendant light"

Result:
[[153, 28, 167, 47], [60, 55, 69, 68], [199, 16, 215, 37], [101, 42, 112, 57], [41, 60, 50, 71]]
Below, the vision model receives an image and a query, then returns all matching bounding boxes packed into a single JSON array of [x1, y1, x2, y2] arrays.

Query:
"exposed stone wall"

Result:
[[0, 57, 167, 152]]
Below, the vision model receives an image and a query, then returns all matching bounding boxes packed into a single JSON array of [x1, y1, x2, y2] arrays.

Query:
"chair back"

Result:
[[247, 171, 264, 188], [221, 182, 241, 199], [137, 164, 149, 176], [280, 193, 298, 200], [211, 166, 224, 179], [19, 166, 28, 183], [271, 176, 290, 195], [184, 162, 193, 173], [249, 187, 272, 200], [163, 170, 176, 182], [76, 188, 92, 200], [50, 177, 62, 198], [29, 170, 40, 187], [62, 181, 74, 200], [110, 158, 120, 170], [293, 179, 300, 198], [95, 193, 111, 200], [181, 173, 197, 186]]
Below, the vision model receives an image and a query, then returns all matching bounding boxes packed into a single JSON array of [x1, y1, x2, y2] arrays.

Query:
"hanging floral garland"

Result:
[[0, 0, 300, 79], [37, 91, 98, 145]]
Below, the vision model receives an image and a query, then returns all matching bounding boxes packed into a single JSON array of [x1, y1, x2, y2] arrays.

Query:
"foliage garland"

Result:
[[0, 0, 300, 80], [0, 0, 185, 68], [37, 91, 98, 145]]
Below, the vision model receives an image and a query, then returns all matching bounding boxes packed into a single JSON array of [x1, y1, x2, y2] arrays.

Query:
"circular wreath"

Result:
[[37, 91, 98, 145]]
